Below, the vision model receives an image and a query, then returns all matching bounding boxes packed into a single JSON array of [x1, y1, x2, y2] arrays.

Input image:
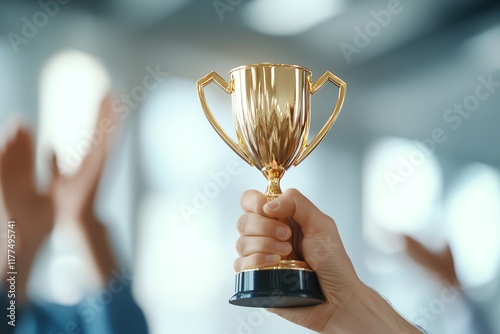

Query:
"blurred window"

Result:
[[363, 137, 443, 253], [445, 163, 500, 287]]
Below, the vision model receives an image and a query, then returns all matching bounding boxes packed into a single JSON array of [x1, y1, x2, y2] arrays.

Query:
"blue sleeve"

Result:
[[15, 300, 84, 334], [2, 284, 148, 334], [464, 295, 495, 334], [1, 288, 17, 334], [77, 283, 149, 334], [1, 286, 82, 334], [103, 285, 149, 334]]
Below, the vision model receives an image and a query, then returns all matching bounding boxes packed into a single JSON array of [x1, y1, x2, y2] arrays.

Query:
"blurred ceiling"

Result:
[[1, 0, 499, 166]]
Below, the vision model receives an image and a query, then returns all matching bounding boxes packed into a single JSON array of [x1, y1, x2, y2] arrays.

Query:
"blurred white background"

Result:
[[1, 0, 499, 333]]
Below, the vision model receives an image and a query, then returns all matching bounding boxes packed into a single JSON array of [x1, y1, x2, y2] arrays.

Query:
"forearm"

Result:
[[2, 238, 41, 306], [8, 249, 37, 305], [80, 213, 117, 282], [324, 281, 422, 334]]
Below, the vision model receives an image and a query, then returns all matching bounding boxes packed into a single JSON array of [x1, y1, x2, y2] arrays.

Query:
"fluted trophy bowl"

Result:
[[230, 64, 310, 199]]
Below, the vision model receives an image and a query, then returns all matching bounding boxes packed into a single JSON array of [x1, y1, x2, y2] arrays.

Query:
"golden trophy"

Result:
[[197, 63, 346, 307]]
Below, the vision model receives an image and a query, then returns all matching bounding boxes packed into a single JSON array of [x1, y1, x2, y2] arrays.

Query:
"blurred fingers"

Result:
[[235, 236, 291, 257], [237, 212, 291, 239], [234, 253, 281, 272]]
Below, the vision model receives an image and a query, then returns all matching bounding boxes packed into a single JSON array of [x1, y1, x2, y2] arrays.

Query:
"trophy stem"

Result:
[[262, 166, 285, 201], [261, 166, 308, 266], [264, 177, 282, 200]]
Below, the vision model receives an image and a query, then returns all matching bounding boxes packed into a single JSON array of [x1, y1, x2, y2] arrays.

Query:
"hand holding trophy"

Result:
[[197, 63, 346, 308]]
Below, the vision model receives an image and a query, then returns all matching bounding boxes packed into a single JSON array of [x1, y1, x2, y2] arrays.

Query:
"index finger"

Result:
[[240, 189, 268, 215]]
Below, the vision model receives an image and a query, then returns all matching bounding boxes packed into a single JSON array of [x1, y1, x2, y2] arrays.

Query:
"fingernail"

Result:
[[276, 242, 290, 253], [276, 226, 289, 239], [265, 200, 279, 211]]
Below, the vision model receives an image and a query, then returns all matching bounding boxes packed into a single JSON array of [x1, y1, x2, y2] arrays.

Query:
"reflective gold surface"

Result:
[[246, 260, 313, 272], [230, 65, 310, 188], [197, 63, 346, 271]]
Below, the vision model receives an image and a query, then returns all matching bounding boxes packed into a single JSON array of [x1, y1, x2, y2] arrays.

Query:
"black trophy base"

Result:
[[229, 269, 325, 308]]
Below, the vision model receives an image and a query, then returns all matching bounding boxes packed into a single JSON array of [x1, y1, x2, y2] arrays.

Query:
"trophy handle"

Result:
[[197, 71, 254, 166], [294, 71, 346, 166]]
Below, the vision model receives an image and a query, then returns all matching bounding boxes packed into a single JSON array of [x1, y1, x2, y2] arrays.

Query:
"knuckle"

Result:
[[256, 215, 266, 235], [284, 188, 300, 197], [236, 215, 247, 234], [257, 236, 269, 250], [250, 253, 261, 267], [233, 258, 241, 272], [238, 213, 272, 236], [235, 237, 246, 253]]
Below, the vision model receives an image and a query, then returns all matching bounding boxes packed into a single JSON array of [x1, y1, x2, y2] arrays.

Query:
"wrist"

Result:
[[323, 281, 421, 334], [78, 213, 117, 281], [77, 208, 97, 226]]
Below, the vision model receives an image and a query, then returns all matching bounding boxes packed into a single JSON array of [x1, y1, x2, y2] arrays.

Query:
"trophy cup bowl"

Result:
[[197, 63, 346, 308]]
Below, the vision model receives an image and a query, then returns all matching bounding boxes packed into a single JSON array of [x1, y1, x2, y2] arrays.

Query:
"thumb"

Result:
[[404, 235, 458, 285], [404, 235, 436, 266], [263, 188, 337, 238], [51, 152, 61, 181], [262, 189, 349, 275]]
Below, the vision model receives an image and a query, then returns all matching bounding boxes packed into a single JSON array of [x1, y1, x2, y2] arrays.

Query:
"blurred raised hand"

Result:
[[49, 94, 118, 280], [404, 235, 458, 287], [0, 127, 54, 303], [0, 94, 119, 301], [50, 95, 115, 221]]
